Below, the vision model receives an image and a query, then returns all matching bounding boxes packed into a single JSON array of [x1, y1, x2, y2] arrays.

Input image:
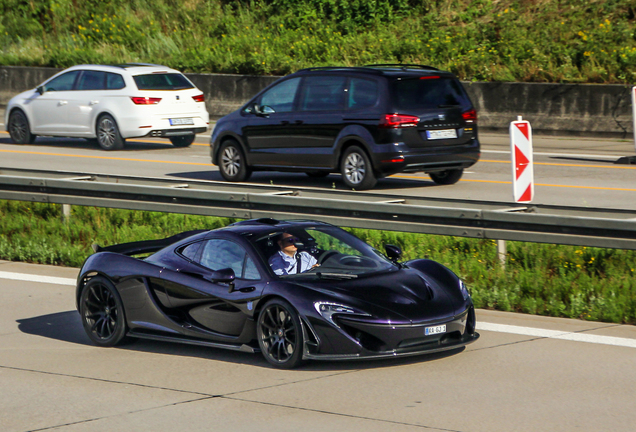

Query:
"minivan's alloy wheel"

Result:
[[8, 110, 36, 144], [257, 299, 304, 368], [219, 140, 252, 182], [341, 146, 377, 190], [429, 168, 464, 185], [170, 135, 195, 147], [79, 276, 129, 347], [96, 114, 124, 150]]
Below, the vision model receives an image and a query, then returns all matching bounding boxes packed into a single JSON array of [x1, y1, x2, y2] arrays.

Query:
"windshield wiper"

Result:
[[316, 272, 358, 280]]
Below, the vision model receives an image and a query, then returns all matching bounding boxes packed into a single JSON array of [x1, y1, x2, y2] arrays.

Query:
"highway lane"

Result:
[[1, 127, 636, 210], [1, 261, 635, 432]]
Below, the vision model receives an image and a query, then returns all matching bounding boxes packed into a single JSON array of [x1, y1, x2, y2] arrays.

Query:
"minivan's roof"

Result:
[[60, 64, 182, 75], [294, 64, 455, 79]]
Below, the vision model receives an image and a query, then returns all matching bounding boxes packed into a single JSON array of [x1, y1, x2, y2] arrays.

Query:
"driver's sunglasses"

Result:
[[282, 236, 299, 244]]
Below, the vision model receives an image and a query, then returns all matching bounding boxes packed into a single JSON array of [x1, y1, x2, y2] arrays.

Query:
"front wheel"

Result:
[[429, 168, 464, 185], [96, 114, 124, 150], [170, 135, 195, 147], [79, 276, 129, 347], [257, 299, 304, 369], [8, 110, 36, 144], [218, 140, 252, 182], [340, 146, 377, 190]]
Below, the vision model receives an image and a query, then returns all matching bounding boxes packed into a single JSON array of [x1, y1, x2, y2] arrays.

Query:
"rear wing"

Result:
[[91, 230, 207, 256]]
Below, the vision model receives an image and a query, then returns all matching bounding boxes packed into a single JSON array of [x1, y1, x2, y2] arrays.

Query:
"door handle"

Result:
[[89, 100, 99, 106], [294, 120, 304, 125], [280, 120, 289, 125], [58, 101, 67, 106]]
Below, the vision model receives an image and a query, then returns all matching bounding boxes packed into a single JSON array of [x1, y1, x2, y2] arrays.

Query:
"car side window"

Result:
[[179, 241, 202, 261], [199, 239, 261, 280], [77, 70, 106, 91], [258, 77, 300, 113], [43, 71, 80, 92], [106, 72, 126, 90], [347, 78, 378, 110], [299, 75, 347, 111]]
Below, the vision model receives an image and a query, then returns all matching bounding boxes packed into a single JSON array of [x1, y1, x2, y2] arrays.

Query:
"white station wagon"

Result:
[[5, 64, 210, 150]]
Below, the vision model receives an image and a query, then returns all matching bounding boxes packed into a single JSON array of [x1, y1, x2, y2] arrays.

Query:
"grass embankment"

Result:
[[1, 0, 635, 83], [1, 200, 634, 324]]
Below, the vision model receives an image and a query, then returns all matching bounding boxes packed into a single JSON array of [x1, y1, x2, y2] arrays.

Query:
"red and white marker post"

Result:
[[510, 116, 534, 203], [632, 86, 636, 153]]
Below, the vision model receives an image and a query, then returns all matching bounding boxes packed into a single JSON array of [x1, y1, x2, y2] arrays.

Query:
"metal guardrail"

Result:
[[1, 167, 636, 249]]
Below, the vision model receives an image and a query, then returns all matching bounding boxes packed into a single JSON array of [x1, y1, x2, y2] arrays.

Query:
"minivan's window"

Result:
[[199, 239, 260, 280], [106, 73, 126, 90], [259, 77, 300, 113], [300, 75, 346, 111], [77, 71, 106, 91], [347, 78, 378, 109], [133, 73, 194, 90], [43, 71, 80, 92], [393, 78, 471, 111]]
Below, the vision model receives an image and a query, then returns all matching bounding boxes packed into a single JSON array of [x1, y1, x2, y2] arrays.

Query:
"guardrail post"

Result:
[[497, 239, 507, 268], [62, 204, 71, 223]]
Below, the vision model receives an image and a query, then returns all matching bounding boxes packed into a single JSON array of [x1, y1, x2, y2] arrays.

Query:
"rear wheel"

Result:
[[96, 114, 124, 150], [170, 135, 195, 147], [340, 146, 377, 190], [429, 168, 464, 185], [8, 110, 36, 144], [79, 276, 129, 347], [257, 299, 304, 369], [218, 140, 252, 182]]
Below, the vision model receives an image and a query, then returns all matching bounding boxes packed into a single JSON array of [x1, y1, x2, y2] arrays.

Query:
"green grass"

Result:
[[1, 0, 635, 83], [1, 200, 635, 324]]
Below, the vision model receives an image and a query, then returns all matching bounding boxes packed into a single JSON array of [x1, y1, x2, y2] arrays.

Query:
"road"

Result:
[[2, 120, 636, 210], [1, 260, 635, 432]]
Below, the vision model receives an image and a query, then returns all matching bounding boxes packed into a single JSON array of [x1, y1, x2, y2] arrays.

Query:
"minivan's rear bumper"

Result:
[[372, 139, 480, 177]]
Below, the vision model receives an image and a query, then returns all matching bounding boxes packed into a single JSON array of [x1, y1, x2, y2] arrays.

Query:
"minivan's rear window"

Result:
[[392, 78, 471, 111], [133, 73, 194, 90]]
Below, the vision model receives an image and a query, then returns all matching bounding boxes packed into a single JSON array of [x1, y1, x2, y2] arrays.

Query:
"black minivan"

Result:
[[210, 65, 480, 190]]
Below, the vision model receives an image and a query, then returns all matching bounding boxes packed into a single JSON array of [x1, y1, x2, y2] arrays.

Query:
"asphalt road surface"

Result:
[[1, 261, 635, 432], [2, 117, 636, 210]]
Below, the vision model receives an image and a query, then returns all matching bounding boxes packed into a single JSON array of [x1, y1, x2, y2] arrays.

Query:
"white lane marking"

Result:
[[482, 149, 618, 160], [0, 271, 75, 286], [477, 322, 636, 349]]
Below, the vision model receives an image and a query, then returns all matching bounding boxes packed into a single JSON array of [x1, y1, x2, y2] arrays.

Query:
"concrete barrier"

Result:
[[1, 65, 632, 137]]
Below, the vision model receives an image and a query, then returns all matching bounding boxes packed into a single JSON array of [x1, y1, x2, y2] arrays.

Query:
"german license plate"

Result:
[[169, 118, 194, 126], [426, 129, 457, 140], [425, 324, 446, 336]]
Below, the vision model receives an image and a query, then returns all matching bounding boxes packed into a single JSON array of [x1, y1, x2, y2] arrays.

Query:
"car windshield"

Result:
[[252, 225, 396, 279], [133, 73, 194, 90], [392, 77, 472, 111]]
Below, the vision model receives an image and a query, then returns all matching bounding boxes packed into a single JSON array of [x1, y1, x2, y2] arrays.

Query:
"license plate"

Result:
[[169, 118, 194, 126], [425, 324, 446, 336], [426, 129, 457, 140]]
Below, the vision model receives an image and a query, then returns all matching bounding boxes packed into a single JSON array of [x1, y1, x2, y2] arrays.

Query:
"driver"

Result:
[[269, 232, 318, 275]]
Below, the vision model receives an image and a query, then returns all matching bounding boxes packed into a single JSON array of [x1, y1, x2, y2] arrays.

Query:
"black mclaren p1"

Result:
[[76, 218, 479, 368]]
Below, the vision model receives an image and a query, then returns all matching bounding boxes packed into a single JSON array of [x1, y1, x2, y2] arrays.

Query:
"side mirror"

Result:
[[385, 244, 402, 263], [36, 86, 44, 95], [254, 104, 275, 117], [205, 267, 236, 293]]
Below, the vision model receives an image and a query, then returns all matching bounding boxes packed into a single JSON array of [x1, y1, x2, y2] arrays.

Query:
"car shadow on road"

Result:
[[17, 311, 464, 371], [168, 170, 439, 191], [0, 136, 181, 152]]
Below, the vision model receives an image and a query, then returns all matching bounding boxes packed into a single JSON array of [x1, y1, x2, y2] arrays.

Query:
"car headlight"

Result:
[[314, 302, 371, 327], [459, 280, 470, 301]]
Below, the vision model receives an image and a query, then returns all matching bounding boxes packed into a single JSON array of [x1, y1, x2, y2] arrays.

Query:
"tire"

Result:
[[170, 135, 195, 147], [429, 168, 464, 185], [96, 114, 124, 150], [8, 110, 36, 144], [305, 171, 329, 178], [79, 276, 129, 347], [218, 140, 252, 182], [340, 146, 377, 190], [257, 299, 304, 369]]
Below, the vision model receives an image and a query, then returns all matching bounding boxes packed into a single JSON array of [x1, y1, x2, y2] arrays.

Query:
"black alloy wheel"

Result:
[[96, 114, 125, 150], [257, 299, 304, 368], [429, 168, 464, 185], [340, 146, 377, 190], [219, 139, 252, 182], [170, 135, 195, 147], [79, 276, 128, 347], [8, 110, 36, 144]]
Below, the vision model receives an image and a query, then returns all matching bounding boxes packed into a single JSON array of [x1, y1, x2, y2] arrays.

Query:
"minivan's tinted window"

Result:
[[133, 73, 194, 90], [106, 73, 126, 90], [77, 71, 106, 90], [43, 71, 80, 92], [300, 75, 346, 111], [393, 77, 471, 111], [347, 78, 378, 109], [259, 77, 300, 113]]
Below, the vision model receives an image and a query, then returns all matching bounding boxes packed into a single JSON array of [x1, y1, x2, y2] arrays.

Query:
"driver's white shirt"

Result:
[[269, 250, 317, 275]]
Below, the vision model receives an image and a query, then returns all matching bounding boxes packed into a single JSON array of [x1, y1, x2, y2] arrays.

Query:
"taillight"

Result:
[[462, 109, 477, 122], [131, 97, 162, 105], [419, 75, 440, 80], [379, 114, 420, 128], [192, 94, 205, 103]]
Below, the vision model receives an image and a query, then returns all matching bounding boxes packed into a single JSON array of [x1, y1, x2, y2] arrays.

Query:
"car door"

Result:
[[243, 77, 301, 166], [66, 70, 107, 135], [29, 70, 80, 134]]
